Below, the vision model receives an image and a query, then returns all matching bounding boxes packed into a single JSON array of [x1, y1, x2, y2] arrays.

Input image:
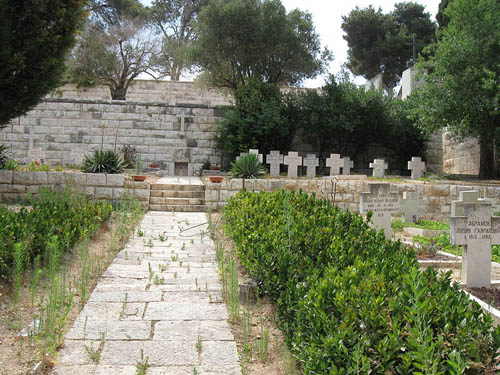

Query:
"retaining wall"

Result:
[[204, 177, 500, 222], [0, 171, 149, 205]]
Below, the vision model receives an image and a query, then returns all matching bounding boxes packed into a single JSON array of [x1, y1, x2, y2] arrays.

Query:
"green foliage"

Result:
[[0, 0, 86, 126], [392, 218, 450, 231], [0, 188, 113, 278], [290, 75, 426, 171], [150, 0, 208, 80], [341, 2, 435, 89], [412, 0, 500, 178], [0, 144, 12, 169], [191, 0, 331, 90], [223, 190, 500, 374], [230, 154, 266, 179], [82, 150, 126, 174], [215, 79, 297, 168], [68, 18, 160, 100]]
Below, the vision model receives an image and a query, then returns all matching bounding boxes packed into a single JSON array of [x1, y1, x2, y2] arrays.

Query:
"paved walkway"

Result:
[[53, 211, 241, 375]]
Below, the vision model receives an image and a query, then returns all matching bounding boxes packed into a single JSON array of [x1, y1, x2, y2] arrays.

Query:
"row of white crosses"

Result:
[[239, 149, 426, 179], [370, 156, 426, 180]]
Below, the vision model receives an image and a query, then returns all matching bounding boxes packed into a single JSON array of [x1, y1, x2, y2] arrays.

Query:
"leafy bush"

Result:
[[0, 187, 113, 278], [223, 190, 500, 374], [215, 79, 297, 169], [81, 150, 126, 174], [230, 154, 266, 179]]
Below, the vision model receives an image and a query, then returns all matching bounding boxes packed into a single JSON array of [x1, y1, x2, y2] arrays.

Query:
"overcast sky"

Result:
[[142, 0, 441, 87]]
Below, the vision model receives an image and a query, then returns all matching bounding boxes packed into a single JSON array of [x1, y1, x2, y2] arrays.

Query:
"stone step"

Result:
[[150, 190, 205, 199], [149, 204, 206, 212], [150, 197, 205, 205], [151, 184, 205, 192]]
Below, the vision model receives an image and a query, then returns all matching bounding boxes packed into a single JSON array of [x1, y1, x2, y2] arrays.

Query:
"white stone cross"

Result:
[[266, 150, 283, 177], [360, 183, 399, 239], [342, 156, 354, 175], [303, 154, 319, 178], [408, 156, 426, 179], [450, 190, 500, 288], [369, 159, 388, 178], [283, 151, 302, 178], [248, 149, 263, 163], [326, 154, 344, 176], [400, 192, 425, 223]]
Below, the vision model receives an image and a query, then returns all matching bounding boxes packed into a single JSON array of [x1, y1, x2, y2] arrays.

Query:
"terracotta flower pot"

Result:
[[133, 175, 147, 181], [209, 176, 224, 183], [209, 165, 219, 170], [149, 163, 160, 168]]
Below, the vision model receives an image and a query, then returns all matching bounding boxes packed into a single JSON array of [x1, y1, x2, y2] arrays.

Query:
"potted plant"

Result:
[[132, 154, 146, 181], [149, 160, 160, 168], [209, 176, 224, 183]]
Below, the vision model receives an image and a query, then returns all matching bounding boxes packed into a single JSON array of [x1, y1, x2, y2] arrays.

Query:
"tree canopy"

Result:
[[68, 18, 162, 100], [411, 0, 500, 178], [342, 2, 435, 90], [150, 0, 209, 80], [190, 0, 332, 91], [0, 0, 86, 126]]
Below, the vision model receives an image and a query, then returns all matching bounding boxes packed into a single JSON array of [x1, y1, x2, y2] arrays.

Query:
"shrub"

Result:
[[230, 154, 266, 179], [0, 187, 113, 278], [223, 190, 500, 374], [81, 150, 126, 174], [215, 79, 297, 169]]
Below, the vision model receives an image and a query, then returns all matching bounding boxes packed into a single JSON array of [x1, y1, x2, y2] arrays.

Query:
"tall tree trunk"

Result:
[[479, 136, 498, 179], [110, 84, 127, 100]]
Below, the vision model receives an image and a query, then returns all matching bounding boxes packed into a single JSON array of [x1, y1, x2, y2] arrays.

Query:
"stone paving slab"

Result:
[[53, 211, 241, 375]]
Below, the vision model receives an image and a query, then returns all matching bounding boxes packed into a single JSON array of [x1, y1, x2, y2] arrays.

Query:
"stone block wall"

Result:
[[49, 81, 234, 107], [1, 98, 224, 176], [442, 132, 480, 175], [0, 171, 150, 205], [205, 177, 500, 222], [425, 130, 444, 174]]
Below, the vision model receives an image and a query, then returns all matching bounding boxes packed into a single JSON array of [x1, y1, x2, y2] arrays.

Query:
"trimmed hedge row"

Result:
[[223, 190, 500, 374], [0, 187, 113, 278]]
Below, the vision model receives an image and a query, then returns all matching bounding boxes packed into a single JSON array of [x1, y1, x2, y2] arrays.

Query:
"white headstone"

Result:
[[342, 156, 354, 175], [326, 154, 344, 176], [408, 156, 426, 180], [24, 131, 45, 162], [283, 152, 302, 178], [400, 192, 425, 223], [369, 159, 388, 178], [450, 191, 500, 288], [303, 154, 319, 178], [360, 183, 399, 239], [266, 151, 283, 177], [248, 149, 263, 163]]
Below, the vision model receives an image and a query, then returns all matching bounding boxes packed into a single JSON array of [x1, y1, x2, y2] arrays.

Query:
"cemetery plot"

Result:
[[360, 183, 399, 238]]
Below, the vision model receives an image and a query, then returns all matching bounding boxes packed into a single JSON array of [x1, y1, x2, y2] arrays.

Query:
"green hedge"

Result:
[[223, 190, 500, 374], [0, 187, 113, 278]]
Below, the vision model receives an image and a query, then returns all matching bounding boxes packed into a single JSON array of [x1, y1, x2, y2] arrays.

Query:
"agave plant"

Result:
[[81, 150, 127, 174], [0, 144, 12, 169], [230, 153, 266, 179]]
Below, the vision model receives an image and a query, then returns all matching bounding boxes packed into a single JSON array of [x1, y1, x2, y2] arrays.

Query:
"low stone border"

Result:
[[204, 177, 500, 222], [0, 171, 150, 205]]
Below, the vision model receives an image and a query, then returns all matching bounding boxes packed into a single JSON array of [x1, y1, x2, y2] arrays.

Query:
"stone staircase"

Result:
[[149, 177, 206, 212]]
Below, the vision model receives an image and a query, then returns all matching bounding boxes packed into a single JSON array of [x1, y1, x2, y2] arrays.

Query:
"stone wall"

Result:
[[0, 171, 149, 205], [1, 98, 223, 176], [204, 177, 500, 222], [442, 132, 480, 175], [425, 130, 444, 174], [50, 80, 234, 107]]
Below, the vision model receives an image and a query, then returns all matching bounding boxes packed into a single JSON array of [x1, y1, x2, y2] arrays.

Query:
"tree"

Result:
[[0, 0, 86, 127], [68, 18, 162, 100], [190, 0, 331, 91], [436, 0, 453, 29], [412, 0, 500, 178], [150, 0, 208, 80], [342, 2, 435, 90], [88, 0, 148, 25], [215, 78, 297, 168]]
